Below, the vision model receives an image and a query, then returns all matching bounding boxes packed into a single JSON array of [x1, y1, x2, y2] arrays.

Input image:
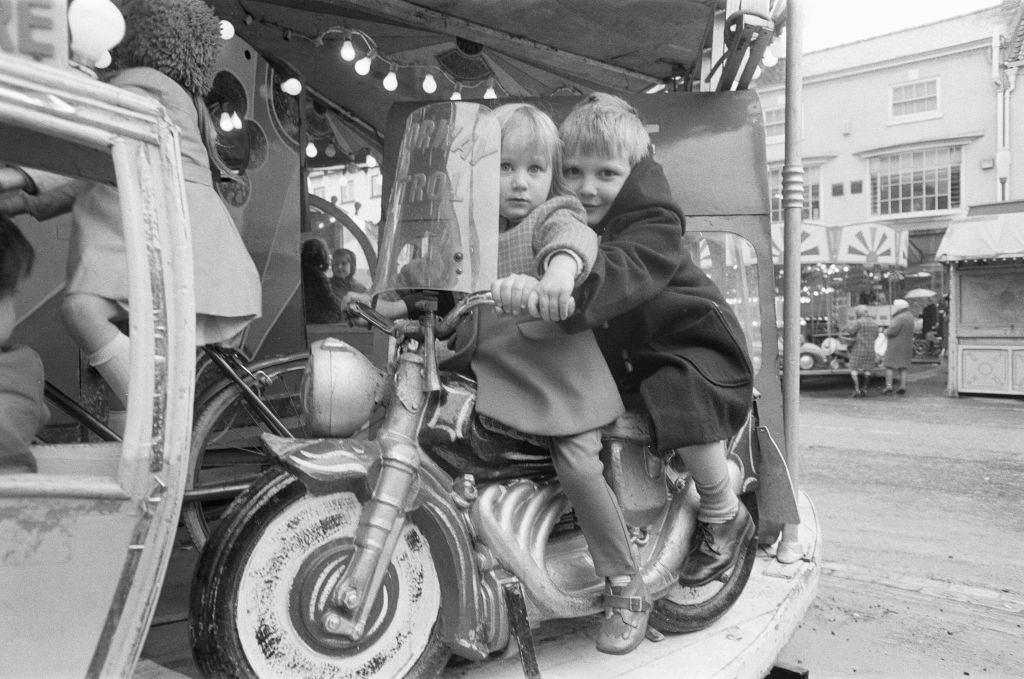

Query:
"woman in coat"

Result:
[[883, 298, 915, 394], [843, 304, 879, 397]]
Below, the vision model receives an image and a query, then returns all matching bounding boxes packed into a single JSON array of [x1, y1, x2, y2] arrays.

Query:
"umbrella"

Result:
[[904, 288, 937, 299]]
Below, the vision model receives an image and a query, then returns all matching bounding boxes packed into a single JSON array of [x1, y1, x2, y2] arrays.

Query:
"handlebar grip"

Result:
[[348, 302, 397, 335]]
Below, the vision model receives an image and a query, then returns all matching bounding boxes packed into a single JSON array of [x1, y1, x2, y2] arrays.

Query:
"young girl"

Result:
[[444, 103, 642, 655], [0, 215, 46, 473], [0, 0, 261, 408], [330, 248, 369, 299]]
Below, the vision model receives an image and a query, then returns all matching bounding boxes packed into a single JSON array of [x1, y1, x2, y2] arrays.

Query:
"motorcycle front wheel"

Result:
[[189, 469, 450, 679], [649, 494, 759, 634]]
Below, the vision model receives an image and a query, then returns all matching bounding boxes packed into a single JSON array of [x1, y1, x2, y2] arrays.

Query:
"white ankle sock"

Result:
[[88, 332, 130, 406], [608, 575, 631, 589]]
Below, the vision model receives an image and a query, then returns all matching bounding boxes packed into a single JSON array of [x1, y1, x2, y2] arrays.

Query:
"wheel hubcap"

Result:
[[291, 540, 397, 654]]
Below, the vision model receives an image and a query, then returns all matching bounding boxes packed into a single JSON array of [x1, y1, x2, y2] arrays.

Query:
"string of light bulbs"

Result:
[[222, 14, 506, 101]]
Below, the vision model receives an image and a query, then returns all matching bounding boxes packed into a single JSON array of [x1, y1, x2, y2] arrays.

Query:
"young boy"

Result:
[[557, 93, 756, 641], [0, 215, 47, 473]]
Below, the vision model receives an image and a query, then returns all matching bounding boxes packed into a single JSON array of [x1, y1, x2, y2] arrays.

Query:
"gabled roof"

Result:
[[757, 1, 1021, 88]]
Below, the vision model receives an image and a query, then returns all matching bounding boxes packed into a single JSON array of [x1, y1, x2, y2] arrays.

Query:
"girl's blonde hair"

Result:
[[559, 92, 651, 168], [492, 103, 568, 197]]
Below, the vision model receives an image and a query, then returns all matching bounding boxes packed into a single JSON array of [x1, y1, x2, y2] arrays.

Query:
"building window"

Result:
[[831, 183, 844, 197], [890, 78, 939, 121], [341, 180, 355, 203], [869, 146, 961, 215], [764, 107, 785, 140], [850, 180, 863, 194], [371, 173, 383, 197], [770, 166, 820, 222]]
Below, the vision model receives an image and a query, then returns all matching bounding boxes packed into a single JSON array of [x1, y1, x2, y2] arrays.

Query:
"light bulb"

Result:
[[355, 55, 372, 76], [450, 88, 462, 101], [231, 112, 243, 130], [383, 70, 398, 92], [94, 51, 112, 69], [422, 73, 437, 94], [761, 49, 778, 68], [483, 82, 497, 99], [280, 77, 302, 95], [340, 37, 355, 61], [325, 144, 337, 158], [219, 19, 235, 40], [306, 142, 318, 158], [68, 0, 125, 67], [219, 111, 233, 132]]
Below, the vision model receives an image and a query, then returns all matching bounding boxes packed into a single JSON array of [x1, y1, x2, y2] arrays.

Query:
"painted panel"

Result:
[[958, 346, 1012, 394]]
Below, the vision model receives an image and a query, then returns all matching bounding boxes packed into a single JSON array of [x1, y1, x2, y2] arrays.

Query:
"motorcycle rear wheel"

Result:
[[189, 469, 450, 679], [649, 494, 759, 634]]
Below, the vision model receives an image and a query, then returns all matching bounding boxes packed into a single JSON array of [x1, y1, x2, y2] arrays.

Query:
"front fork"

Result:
[[318, 346, 428, 639]]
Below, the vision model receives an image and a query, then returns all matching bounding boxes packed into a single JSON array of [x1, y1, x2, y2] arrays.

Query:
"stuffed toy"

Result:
[[110, 0, 221, 97]]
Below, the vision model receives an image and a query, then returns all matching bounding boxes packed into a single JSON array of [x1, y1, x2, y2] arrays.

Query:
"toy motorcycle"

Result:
[[189, 102, 762, 678]]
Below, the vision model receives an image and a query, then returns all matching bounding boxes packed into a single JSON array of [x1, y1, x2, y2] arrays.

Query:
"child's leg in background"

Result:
[[62, 292, 130, 406], [550, 429, 637, 577], [676, 440, 738, 522]]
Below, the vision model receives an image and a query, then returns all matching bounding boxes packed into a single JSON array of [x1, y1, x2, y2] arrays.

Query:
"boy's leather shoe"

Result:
[[596, 575, 651, 655], [678, 503, 755, 587]]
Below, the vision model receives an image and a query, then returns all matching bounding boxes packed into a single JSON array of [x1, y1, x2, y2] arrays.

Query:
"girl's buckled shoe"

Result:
[[596, 576, 651, 655]]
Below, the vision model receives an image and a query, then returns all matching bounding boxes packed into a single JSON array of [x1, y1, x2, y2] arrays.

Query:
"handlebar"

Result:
[[434, 291, 494, 337], [346, 291, 495, 340]]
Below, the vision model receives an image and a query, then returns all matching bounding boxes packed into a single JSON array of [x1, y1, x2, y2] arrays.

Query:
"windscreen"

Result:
[[373, 102, 499, 296]]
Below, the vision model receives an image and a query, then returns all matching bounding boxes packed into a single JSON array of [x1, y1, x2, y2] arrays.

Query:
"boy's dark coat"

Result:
[[562, 158, 754, 451]]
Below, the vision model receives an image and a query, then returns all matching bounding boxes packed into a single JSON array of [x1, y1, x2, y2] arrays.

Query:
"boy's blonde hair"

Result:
[[559, 92, 651, 168], [492, 103, 568, 196]]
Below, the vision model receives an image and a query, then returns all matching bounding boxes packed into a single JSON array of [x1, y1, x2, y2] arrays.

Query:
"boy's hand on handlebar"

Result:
[[531, 254, 577, 321], [491, 274, 538, 315]]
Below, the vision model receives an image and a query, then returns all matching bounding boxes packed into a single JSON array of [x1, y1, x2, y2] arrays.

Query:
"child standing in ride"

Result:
[[0, 0, 261, 410], [448, 103, 645, 655], [557, 93, 756, 645], [0, 215, 47, 473]]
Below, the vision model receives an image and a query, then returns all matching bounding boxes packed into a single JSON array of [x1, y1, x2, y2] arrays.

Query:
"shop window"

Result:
[[869, 146, 961, 215], [890, 78, 939, 122], [770, 166, 820, 222]]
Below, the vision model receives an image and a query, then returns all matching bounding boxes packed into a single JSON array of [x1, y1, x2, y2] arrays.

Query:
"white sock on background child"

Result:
[[88, 331, 130, 406]]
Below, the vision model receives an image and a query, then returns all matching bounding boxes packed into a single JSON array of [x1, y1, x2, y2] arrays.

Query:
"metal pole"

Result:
[[779, 0, 804, 560]]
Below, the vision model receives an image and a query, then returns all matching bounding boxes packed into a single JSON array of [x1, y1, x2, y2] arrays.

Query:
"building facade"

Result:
[[755, 1, 1024, 297]]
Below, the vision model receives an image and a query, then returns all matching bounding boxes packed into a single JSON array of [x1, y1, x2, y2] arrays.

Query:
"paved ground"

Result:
[[774, 360, 1024, 678], [142, 359, 1024, 678]]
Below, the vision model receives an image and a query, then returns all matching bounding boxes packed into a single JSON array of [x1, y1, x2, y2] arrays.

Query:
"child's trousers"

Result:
[[550, 429, 638, 577]]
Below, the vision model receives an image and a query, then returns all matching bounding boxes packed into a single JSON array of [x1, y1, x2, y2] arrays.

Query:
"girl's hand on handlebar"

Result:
[[491, 274, 538, 315], [531, 255, 577, 321]]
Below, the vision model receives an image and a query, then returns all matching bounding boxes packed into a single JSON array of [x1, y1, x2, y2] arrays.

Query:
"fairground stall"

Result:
[[937, 202, 1024, 397]]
